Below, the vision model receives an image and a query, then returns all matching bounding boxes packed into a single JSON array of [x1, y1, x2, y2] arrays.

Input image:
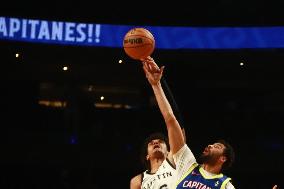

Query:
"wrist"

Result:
[[151, 81, 162, 88]]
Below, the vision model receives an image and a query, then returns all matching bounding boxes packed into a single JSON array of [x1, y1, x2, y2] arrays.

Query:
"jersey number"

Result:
[[160, 184, 168, 189]]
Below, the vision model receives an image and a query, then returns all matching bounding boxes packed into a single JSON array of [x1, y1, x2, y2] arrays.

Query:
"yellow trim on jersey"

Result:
[[175, 163, 198, 187], [220, 178, 232, 189], [199, 167, 223, 179]]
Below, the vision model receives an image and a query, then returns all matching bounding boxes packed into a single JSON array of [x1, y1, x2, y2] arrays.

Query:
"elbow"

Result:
[[164, 112, 177, 126]]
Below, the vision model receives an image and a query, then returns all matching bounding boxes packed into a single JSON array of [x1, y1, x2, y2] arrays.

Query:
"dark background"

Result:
[[1, 1, 284, 188]]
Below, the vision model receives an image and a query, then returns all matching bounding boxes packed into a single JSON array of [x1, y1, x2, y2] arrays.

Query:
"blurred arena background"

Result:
[[1, 1, 283, 188]]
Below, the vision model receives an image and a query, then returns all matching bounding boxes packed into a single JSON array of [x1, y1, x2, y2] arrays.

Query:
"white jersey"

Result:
[[173, 144, 235, 189], [141, 158, 176, 189]]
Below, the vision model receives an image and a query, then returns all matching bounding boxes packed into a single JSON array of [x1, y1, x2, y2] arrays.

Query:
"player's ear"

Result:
[[220, 155, 227, 163], [146, 154, 150, 160]]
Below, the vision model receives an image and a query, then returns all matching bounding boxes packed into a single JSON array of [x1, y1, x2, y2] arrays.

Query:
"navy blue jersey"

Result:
[[176, 163, 232, 189]]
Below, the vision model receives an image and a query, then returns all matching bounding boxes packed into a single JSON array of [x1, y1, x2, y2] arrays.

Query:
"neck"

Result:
[[202, 163, 222, 174], [149, 158, 165, 173]]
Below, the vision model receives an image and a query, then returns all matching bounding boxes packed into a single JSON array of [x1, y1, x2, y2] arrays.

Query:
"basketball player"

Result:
[[130, 55, 188, 189], [130, 132, 176, 189], [139, 57, 280, 189], [140, 56, 236, 189]]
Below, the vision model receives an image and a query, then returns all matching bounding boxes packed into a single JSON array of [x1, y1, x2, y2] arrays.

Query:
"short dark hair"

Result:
[[217, 139, 235, 171], [140, 132, 169, 170]]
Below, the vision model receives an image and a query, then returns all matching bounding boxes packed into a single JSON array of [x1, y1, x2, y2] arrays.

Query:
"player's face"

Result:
[[203, 143, 225, 155], [147, 139, 168, 159], [200, 143, 226, 164]]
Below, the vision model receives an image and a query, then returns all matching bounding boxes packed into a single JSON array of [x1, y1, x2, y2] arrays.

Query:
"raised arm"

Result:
[[142, 57, 185, 155], [161, 76, 187, 143]]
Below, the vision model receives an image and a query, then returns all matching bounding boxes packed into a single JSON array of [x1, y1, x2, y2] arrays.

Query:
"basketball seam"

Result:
[[124, 44, 153, 48], [124, 35, 154, 41], [123, 35, 155, 46]]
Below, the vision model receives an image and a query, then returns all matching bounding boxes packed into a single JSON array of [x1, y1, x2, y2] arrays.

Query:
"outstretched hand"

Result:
[[141, 56, 165, 86]]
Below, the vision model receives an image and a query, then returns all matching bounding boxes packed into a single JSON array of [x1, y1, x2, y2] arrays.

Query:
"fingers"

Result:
[[142, 62, 151, 78], [141, 56, 160, 72], [142, 61, 165, 74], [141, 57, 165, 82], [160, 66, 165, 75], [140, 56, 151, 62]]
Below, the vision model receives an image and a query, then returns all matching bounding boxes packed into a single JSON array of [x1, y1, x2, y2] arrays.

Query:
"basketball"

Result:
[[123, 28, 155, 60]]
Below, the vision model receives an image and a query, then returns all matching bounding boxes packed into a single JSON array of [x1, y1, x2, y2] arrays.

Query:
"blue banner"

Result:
[[1, 16, 284, 49]]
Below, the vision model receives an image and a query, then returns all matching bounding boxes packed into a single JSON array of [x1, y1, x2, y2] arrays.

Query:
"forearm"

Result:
[[152, 82, 185, 154], [152, 82, 174, 122], [161, 78, 185, 129]]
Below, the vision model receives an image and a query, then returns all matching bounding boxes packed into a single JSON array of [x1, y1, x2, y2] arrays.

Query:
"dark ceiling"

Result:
[[2, 0, 284, 26]]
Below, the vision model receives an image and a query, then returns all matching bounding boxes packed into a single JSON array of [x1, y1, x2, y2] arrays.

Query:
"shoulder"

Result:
[[166, 151, 176, 168], [225, 179, 235, 189], [173, 143, 189, 157], [130, 173, 142, 189], [173, 144, 196, 163]]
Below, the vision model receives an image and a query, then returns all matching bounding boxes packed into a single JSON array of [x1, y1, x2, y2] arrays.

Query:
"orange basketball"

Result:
[[123, 28, 155, 60]]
